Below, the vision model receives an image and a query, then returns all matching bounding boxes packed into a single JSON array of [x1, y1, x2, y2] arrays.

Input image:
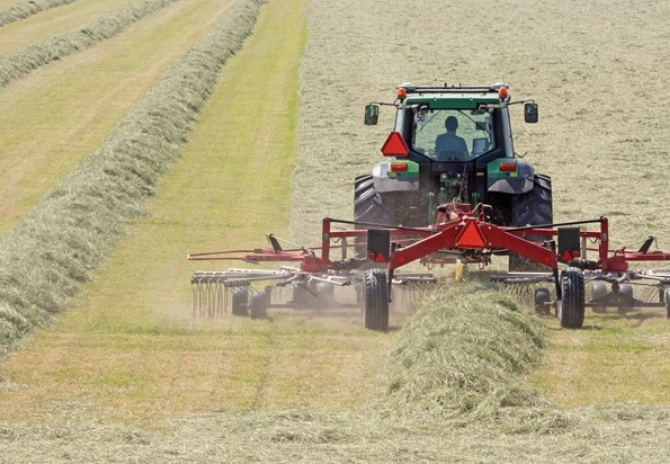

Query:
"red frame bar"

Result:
[[189, 216, 670, 275], [387, 218, 558, 270], [320, 216, 670, 274]]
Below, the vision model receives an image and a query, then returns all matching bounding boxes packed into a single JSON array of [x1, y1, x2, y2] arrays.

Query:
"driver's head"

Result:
[[445, 116, 458, 132]]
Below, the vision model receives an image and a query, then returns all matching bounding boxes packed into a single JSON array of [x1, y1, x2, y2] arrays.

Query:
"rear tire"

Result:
[[354, 175, 395, 259], [354, 175, 395, 225], [558, 267, 585, 329], [509, 174, 553, 272], [363, 269, 389, 331]]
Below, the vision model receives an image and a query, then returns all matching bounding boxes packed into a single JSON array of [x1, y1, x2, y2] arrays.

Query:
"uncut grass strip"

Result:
[[0, 0, 268, 356], [0, 0, 80, 27], [0, 0, 181, 89]]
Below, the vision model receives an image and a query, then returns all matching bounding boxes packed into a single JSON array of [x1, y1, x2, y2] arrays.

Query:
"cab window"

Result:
[[410, 109, 496, 161]]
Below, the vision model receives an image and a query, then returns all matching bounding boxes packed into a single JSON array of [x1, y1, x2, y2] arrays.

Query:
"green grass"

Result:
[[0, 0, 183, 88], [529, 309, 670, 407], [0, 0, 394, 428], [4, 0, 670, 461], [0, 0, 234, 235], [0, 0, 257, 353], [0, 0, 127, 51]]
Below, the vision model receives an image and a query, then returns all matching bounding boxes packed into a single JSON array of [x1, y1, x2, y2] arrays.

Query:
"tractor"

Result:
[[188, 83, 670, 331], [355, 83, 551, 270]]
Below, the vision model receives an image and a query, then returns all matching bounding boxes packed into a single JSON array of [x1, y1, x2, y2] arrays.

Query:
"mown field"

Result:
[[1, 0, 670, 462]]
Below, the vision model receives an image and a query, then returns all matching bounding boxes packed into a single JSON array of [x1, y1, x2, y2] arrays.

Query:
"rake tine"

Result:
[[192, 277, 199, 319], [207, 277, 216, 318], [223, 284, 229, 316], [203, 277, 211, 317], [216, 279, 225, 316]]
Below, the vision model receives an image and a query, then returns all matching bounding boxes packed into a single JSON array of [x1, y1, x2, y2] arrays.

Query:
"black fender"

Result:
[[371, 161, 420, 194], [487, 159, 535, 195]]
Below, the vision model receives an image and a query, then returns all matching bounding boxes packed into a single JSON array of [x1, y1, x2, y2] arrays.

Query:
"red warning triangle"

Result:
[[374, 252, 388, 263], [381, 132, 409, 157], [561, 250, 572, 261], [455, 222, 486, 249]]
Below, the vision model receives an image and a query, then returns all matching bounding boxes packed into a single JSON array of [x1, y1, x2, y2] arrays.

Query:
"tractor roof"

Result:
[[397, 83, 507, 110]]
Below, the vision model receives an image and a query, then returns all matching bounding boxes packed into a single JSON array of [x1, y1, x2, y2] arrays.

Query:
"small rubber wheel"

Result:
[[363, 269, 389, 331], [292, 284, 313, 307], [317, 282, 335, 301], [617, 284, 634, 314], [534, 287, 550, 314], [231, 287, 249, 316], [591, 282, 608, 313], [249, 290, 268, 320]]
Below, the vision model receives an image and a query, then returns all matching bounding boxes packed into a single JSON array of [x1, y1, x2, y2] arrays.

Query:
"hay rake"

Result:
[[188, 201, 670, 330], [187, 228, 439, 328]]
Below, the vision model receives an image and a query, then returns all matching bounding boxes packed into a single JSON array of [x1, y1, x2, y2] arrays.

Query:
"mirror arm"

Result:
[[507, 99, 536, 106], [367, 101, 401, 108]]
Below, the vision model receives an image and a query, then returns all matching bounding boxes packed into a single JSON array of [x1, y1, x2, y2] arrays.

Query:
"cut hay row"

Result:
[[0, 0, 268, 355], [0, 0, 80, 27], [378, 275, 576, 432], [0, 0, 180, 89]]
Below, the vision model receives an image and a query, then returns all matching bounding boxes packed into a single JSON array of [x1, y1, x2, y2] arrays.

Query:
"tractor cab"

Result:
[[356, 83, 550, 270]]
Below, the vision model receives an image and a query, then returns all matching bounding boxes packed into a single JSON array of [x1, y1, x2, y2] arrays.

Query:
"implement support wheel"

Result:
[[363, 269, 389, 331], [231, 287, 249, 316], [591, 282, 608, 313], [558, 267, 585, 329], [617, 284, 633, 314], [534, 287, 550, 314], [249, 289, 268, 320]]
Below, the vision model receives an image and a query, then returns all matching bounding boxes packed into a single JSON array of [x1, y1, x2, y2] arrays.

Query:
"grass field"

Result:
[[0, 0, 231, 234], [0, 0, 127, 52], [1, 0, 670, 461]]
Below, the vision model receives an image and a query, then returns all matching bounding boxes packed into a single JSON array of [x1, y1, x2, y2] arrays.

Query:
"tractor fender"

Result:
[[372, 161, 420, 193], [486, 158, 535, 195]]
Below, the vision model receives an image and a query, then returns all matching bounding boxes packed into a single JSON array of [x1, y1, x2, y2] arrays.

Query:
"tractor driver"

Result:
[[434, 116, 469, 161]]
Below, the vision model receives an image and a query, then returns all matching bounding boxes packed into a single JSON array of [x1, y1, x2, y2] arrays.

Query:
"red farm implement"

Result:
[[188, 201, 670, 331]]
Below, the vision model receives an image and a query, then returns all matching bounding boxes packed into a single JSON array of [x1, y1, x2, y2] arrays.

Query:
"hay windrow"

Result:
[[0, 0, 80, 27], [0, 0, 181, 89], [0, 0, 268, 355], [377, 275, 577, 432]]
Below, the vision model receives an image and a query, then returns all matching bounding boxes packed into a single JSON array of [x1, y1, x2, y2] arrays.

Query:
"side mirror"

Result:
[[364, 104, 379, 125], [524, 103, 539, 123]]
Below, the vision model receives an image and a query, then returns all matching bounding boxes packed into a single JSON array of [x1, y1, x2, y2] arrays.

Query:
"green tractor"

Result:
[[355, 83, 551, 270]]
